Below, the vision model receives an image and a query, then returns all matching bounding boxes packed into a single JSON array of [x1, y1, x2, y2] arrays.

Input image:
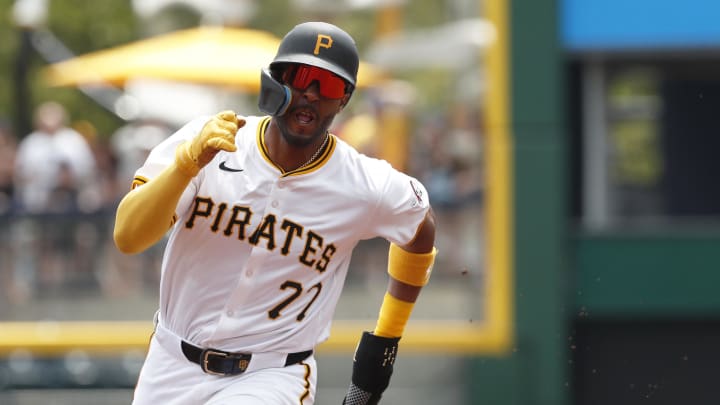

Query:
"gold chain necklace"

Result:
[[297, 133, 329, 170]]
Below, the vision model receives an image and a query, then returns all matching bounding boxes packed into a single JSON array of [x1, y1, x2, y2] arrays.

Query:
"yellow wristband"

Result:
[[387, 244, 437, 287], [374, 292, 415, 338]]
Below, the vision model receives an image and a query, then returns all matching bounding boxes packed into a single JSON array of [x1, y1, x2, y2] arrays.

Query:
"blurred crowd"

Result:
[[0, 98, 485, 306], [0, 101, 170, 305]]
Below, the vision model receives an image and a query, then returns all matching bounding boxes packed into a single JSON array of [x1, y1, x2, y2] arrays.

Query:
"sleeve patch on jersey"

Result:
[[409, 180, 425, 208]]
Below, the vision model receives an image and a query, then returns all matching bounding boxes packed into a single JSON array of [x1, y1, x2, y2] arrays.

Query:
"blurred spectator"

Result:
[[0, 119, 17, 214], [417, 106, 484, 210], [413, 105, 485, 278], [10, 102, 101, 301], [0, 119, 17, 308], [110, 120, 171, 200], [74, 119, 118, 213], [13, 101, 98, 213]]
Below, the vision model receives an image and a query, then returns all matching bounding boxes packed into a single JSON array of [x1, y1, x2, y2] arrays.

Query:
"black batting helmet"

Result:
[[258, 22, 359, 116], [271, 22, 359, 89]]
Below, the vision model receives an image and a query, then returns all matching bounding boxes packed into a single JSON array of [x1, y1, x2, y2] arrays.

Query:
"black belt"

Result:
[[181, 340, 313, 376]]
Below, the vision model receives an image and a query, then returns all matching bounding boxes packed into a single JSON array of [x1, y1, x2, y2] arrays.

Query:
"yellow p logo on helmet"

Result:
[[314, 34, 333, 55]]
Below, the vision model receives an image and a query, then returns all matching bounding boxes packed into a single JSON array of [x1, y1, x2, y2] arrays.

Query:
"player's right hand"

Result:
[[342, 331, 400, 405], [175, 110, 245, 177]]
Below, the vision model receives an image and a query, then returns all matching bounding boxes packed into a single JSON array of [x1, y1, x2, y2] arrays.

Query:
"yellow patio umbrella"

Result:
[[43, 26, 385, 92]]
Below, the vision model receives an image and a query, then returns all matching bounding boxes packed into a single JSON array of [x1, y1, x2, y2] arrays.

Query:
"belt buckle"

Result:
[[202, 349, 230, 376], [201, 349, 251, 376]]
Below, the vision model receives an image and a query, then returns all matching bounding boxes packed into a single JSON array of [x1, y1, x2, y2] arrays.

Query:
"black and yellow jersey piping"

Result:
[[256, 116, 336, 177]]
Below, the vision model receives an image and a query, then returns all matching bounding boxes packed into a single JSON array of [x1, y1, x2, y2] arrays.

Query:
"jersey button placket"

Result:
[[270, 180, 285, 209]]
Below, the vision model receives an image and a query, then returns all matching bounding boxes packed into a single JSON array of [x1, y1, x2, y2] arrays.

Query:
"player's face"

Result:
[[275, 64, 350, 147]]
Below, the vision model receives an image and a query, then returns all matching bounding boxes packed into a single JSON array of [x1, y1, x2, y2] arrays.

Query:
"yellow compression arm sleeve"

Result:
[[113, 161, 193, 254], [374, 293, 415, 338], [374, 244, 438, 338]]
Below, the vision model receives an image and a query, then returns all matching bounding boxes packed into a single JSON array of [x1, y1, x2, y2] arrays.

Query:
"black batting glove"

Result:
[[342, 331, 401, 405]]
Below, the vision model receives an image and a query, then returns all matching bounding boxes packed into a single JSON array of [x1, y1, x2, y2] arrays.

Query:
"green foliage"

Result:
[[0, 1, 20, 121], [0, 0, 138, 139], [47, 0, 138, 54], [42, 0, 138, 138], [333, 11, 378, 52], [404, 0, 450, 29], [248, 0, 297, 38]]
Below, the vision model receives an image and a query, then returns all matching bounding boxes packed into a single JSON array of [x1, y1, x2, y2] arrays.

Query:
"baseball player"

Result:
[[113, 21, 436, 405]]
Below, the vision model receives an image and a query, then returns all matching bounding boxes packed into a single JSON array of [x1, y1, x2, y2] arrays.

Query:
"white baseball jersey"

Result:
[[135, 114, 430, 354]]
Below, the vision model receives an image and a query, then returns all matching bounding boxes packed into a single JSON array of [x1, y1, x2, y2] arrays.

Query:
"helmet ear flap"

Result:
[[258, 68, 292, 116]]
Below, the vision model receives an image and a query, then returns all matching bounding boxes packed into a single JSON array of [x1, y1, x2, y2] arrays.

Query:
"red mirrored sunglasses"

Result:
[[282, 64, 347, 99]]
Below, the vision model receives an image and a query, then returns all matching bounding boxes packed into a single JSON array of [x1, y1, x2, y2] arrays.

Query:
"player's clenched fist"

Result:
[[175, 110, 245, 177]]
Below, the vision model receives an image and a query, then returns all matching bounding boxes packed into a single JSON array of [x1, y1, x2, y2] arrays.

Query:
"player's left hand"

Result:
[[342, 331, 400, 405]]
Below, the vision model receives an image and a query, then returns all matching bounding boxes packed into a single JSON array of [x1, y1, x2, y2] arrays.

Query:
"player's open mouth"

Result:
[[295, 109, 316, 125]]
